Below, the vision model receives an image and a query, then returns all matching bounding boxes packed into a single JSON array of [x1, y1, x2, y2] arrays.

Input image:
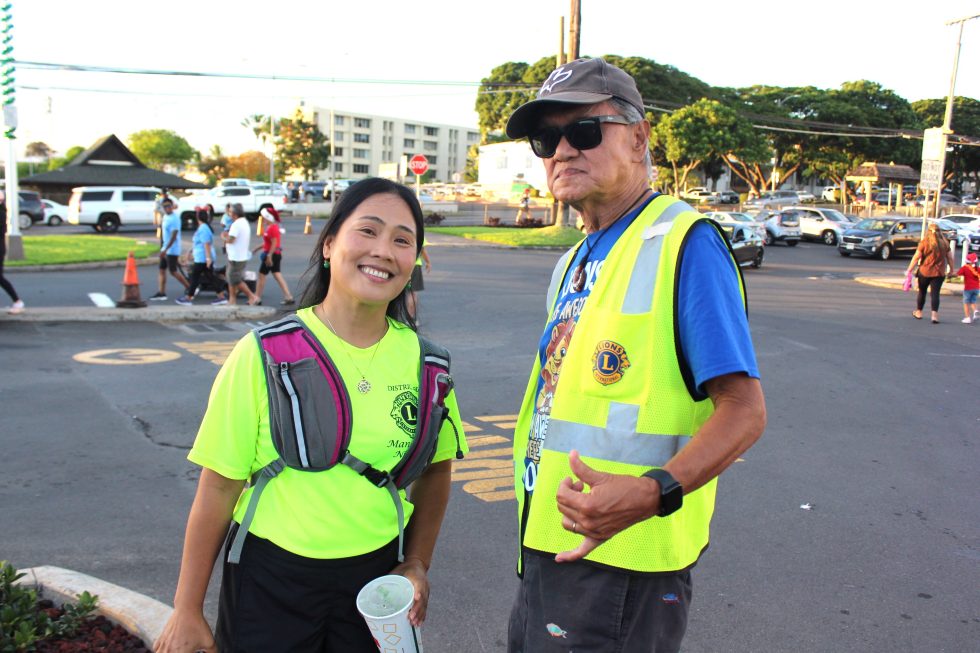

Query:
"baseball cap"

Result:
[[506, 58, 645, 139]]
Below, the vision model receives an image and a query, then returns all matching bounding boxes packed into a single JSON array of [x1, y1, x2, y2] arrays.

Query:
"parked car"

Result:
[[942, 213, 980, 232], [795, 189, 817, 203], [744, 190, 802, 209], [179, 184, 288, 227], [299, 180, 327, 201], [930, 218, 972, 248], [838, 218, 930, 260], [704, 211, 767, 240], [41, 199, 68, 226], [323, 179, 353, 200], [718, 223, 765, 268], [912, 193, 961, 208], [14, 190, 45, 230], [67, 186, 160, 232], [681, 186, 710, 200], [759, 209, 802, 246], [821, 186, 840, 202], [790, 206, 854, 245], [715, 190, 740, 204]]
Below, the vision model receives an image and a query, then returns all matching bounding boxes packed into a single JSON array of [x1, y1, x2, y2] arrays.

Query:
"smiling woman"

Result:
[[154, 177, 468, 653]]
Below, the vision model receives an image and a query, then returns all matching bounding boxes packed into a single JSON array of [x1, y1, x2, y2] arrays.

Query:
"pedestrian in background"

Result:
[[0, 191, 24, 314], [219, 202, 260, 306], [150, 198, 190, 301], [908, 222, 954, 324], [153, 177, 467, 653], [954, 251, 979, 324], [176, 208, 225, 306], [253, 207, 295, 305]]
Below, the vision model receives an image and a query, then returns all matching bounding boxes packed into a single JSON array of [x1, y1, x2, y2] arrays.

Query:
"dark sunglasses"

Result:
[[529, 115, 633, 158]]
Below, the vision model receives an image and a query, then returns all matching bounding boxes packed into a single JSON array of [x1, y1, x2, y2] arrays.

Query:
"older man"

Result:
[[506, 58, 767, 652]]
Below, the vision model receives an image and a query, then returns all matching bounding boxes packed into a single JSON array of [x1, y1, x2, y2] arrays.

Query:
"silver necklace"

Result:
[[319, 308, 386, 394]]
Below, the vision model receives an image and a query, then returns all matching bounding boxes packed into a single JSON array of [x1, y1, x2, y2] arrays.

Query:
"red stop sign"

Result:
[[408, 154, 429, 176]]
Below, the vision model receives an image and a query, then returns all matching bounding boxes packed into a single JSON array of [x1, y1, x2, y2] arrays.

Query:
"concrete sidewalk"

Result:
[[854, 274, 965, 295], [0, 303, 278, 322]]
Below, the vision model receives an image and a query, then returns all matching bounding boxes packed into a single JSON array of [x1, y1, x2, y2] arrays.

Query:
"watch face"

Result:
[[646, 469, 682, 517]]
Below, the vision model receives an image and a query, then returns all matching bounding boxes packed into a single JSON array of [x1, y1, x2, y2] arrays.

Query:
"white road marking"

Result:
[[88, 292, 115, 308], [777, 337, 818, 351], [928, 352, 980, 358]]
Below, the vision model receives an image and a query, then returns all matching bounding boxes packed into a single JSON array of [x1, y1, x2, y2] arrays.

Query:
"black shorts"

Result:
[[216, 525, 399, 653], [508, 550, 693, 653], [159, 253, 180, 272], [259, 252, 282, 275], [410, 265, 424, 291]]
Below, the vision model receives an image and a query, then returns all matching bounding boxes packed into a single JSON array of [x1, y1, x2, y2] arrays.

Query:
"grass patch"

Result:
[[427, 225, 584, 248], [6, 235, 159, 267]]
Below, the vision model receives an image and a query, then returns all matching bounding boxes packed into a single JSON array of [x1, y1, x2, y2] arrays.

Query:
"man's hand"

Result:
[[554, 450, 658, 563]]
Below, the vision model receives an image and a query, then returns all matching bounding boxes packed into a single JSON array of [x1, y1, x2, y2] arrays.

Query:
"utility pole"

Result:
[[933, 12, 978, 220], [2, 3, 22, 259], [553, 16, 569, 227], [568, 0, 581, 61]]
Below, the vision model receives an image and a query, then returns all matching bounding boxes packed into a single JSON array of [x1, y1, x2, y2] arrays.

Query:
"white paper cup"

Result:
[[356, 574, 422, 653]]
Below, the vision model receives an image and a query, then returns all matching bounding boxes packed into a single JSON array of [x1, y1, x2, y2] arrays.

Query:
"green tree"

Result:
[[127, 129, 196, 169], [651, 99, 768, 194], [275, 109, 331, 180], [912, 97, 980, 193], [46, 145, 85, 170], [197, 145, 230, 186], [25, 141, 53, 159], [242, 114, 276, 145]]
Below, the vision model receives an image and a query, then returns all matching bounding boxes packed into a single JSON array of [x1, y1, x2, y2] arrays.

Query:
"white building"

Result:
[[300, 106, 480, 183], [476, 141, 548, 197]]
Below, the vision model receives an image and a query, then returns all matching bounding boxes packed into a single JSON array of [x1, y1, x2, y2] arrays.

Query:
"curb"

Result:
[[8, 256, 160, 273], [16, 565, 172, 648], [854, 276, 963, 296], [0, 304, 280, 322]]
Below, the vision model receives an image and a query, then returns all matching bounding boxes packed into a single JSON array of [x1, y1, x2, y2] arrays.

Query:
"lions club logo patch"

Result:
[[592, 340, 631, 385], [390, 391, 419, 436]]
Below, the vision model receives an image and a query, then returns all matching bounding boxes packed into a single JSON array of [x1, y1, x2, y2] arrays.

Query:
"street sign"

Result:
[[920, 159, 942, 191], [408, 154, 429, 176], [921, 128, 946, 161]]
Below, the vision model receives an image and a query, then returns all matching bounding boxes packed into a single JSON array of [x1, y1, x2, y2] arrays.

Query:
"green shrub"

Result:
[[0, 561, 98, 652]]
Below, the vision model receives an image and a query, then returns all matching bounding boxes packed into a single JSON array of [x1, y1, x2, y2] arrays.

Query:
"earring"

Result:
[[323, 260, 330, 269], [406, 280, 413, 290]]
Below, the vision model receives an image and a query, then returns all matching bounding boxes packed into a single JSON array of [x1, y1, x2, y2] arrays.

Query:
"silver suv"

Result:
[[789, 206, 855, 246], [744, 190, 802, 209]]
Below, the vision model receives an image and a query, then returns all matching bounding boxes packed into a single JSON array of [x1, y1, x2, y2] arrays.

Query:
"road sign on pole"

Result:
[[408, 154, 429, 176], [920, 159, 942, 191]]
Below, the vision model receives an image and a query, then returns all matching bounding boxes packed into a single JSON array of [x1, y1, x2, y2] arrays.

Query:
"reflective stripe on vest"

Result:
[[543, 403, 691, 468]]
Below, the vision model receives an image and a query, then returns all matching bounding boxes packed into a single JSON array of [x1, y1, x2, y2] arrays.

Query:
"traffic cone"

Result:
[[116, 251, 147, 308], [304, 215, 312, 235]]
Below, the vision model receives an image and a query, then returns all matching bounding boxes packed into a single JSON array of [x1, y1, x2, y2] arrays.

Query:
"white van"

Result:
[[67, 186, 162, 232]]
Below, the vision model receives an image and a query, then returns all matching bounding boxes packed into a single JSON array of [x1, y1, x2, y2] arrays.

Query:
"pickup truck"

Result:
[[178, 185, 287, 228]]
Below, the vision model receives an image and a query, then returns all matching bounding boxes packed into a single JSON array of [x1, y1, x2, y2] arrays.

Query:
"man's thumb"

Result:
[[568, 450, 603, 485]]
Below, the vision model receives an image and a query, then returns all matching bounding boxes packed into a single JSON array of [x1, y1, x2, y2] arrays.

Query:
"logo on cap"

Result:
[[540, 66, 574, 95]]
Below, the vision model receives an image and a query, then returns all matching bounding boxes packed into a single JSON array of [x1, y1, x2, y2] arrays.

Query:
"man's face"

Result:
[[535, 101, 645, 206], [162, 202, 174, 213]]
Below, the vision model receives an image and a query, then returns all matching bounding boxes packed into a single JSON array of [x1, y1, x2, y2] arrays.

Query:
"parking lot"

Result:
[[2, 222, 979, 652]]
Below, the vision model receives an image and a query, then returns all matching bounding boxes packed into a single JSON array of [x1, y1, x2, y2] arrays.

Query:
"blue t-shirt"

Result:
[[521, 198, 759, 495], [221, 214, 233, 232], [192, 223, 216, 264], [161, 213, 182, 256]]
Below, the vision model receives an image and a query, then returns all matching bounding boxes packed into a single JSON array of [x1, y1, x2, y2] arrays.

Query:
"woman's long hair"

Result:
[[924, 224, 949, 255], [298, 178, 425, 330]]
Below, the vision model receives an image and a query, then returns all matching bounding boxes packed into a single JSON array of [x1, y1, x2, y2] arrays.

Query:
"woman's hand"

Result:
[[153, 608, 217, 653], [390, 557, 430, 627]]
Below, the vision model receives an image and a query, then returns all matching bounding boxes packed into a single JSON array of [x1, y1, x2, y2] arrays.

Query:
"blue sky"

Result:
[[14, 0, 980, 156]]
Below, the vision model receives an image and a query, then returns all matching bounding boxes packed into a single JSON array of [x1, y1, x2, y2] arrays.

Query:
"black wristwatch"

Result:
[[642, 468, 683, 517]]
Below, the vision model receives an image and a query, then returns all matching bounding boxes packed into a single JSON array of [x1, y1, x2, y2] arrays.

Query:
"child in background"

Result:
[[954, 252, 980, 324]]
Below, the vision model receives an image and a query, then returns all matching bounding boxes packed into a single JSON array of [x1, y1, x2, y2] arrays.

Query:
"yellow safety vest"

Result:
[[512, 195, 745, 574]]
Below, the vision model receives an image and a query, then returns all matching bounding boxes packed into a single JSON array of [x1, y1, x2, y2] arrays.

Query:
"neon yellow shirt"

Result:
[[188, 307, 467, 559]]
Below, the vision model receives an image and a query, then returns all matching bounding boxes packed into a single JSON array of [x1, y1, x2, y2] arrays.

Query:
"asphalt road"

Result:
[[2, 225, 978, 652]]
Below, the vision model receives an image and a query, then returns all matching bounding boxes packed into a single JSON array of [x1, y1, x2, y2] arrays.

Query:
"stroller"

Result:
[[178, 207, 242, 297]]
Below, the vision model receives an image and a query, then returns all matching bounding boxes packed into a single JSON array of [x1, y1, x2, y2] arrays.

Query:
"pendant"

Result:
[[570, 262, 586, 293], [357, 378, 371, 394]]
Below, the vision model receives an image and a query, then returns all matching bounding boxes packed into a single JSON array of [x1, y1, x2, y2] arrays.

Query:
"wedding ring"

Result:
[[571, 521, 578, 534]]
